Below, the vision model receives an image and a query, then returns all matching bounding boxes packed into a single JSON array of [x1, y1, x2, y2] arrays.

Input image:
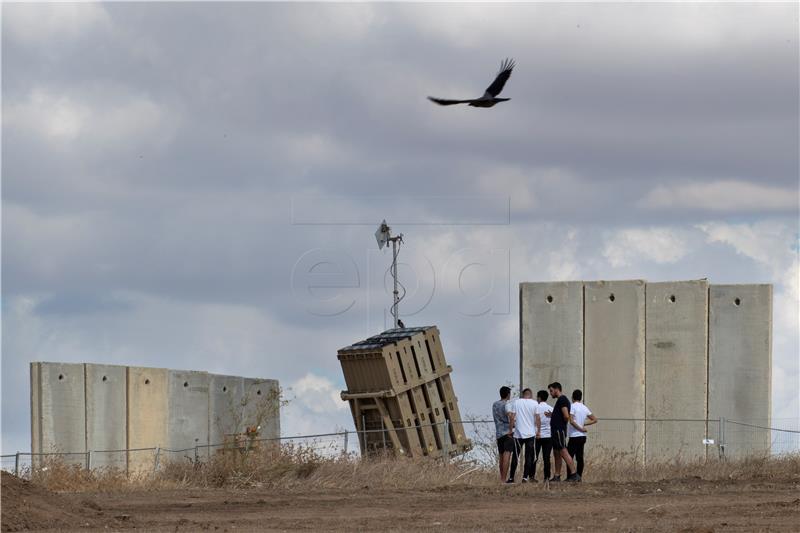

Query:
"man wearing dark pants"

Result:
[[534, 390, 553, 482], [548, 382, 580, 482], [507, 388, 537, 482], [492, 386, 514, 483], [568, 389, 597, 478]]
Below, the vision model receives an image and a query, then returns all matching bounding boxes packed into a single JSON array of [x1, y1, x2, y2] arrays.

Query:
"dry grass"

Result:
[[587, 449, 800, 483], [24, 455, 177, 492], [157, 443, 500, 491], [21, 443, 800, 495]]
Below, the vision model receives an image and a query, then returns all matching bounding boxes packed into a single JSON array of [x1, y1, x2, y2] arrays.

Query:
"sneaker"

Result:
[[549, 476, 561, 482], [566, 473, 582, 482], [521, 477, 529, 483], [505, 479, 515, 484]]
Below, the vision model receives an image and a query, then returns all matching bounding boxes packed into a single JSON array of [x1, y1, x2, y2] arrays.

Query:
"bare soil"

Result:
[[3, 472, 799, 532], [0, 472, 125, 532]]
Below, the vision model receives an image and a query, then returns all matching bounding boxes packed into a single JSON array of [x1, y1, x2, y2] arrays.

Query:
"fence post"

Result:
[[718, 417, 726, 459], [154, 447, 160, 473], [14, 452, 20, 477], [86, 451, 91, 472], [343, 431, 348, 455], [381, 418, 387, 452]]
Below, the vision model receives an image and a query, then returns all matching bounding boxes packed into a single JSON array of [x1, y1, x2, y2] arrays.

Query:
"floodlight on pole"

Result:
[[375, 220, 404, 329]]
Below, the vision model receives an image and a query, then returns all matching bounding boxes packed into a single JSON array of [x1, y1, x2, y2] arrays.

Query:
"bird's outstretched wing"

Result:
[[428, 96, 475, 106], [485, 58, 515, 97]]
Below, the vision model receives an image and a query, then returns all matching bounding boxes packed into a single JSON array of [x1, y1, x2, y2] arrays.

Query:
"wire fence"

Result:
[[3, 417, 798, 478]]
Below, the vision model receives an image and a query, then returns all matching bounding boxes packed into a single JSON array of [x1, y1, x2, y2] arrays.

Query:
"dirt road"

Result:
[[3, 473, 799, 531]]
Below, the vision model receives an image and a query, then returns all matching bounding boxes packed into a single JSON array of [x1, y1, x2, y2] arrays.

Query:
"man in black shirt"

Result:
[[548, 382, 580, 482]]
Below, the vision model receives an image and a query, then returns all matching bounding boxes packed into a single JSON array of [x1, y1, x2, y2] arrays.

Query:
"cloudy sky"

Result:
[[2, 2, 798, 454]]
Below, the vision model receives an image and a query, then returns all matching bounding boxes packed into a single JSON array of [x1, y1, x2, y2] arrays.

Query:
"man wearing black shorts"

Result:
[[548, 382, 580, 482], [492, 386, 514, 483]]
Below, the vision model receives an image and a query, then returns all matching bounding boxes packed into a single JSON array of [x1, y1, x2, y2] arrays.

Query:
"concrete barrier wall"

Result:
[[242, 378, 281, 441], [645, 281, 708, 461], [709, 284, 772, 458], [30, 362, 86, 465], [167, 370, 210, 455], [85, 364, 127, 469], [519, 282, 583, 393], [127, 367, 168, 471], [584, 280, 646, 461], [31, 363, 281, 468], [209, 374, 245, 450], [520, 279, 772, 462]]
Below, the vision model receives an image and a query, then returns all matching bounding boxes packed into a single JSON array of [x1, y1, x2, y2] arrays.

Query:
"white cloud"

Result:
[[697, 220, 796, 267], [638, 180, 799, 212], [282, 374, 350, 438], [291, 3, 381, 43], [5, 88, 175, 150], [399, 3, 795, 52], [475, 166, 537, 211], [603, 227, 689, 268], [4, 89, 90, 141], [279, 133, 355, 169], [546, 228, 582, 280], [4, 3, 112, 46], [287, 374, 348, 415]]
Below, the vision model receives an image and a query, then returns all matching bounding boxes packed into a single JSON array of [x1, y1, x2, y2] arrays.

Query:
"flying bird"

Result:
[[428, 58, 515, 108]]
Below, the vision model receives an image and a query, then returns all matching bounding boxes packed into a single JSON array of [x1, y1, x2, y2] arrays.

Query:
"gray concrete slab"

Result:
[[30, 362, 86, 465], [30, 363, 41, 459], [584, 280, 646, 462], [645, 281, 708, 461], [208, 374, 245, 452], [519, 282, 584, 393], [29, 361, 281, 470], [242, 378, 281, 441], [85, 364, 127, 469], [127, 366, 168, 471], [709, 284, 772, 457], [167, 370, 210, 458]]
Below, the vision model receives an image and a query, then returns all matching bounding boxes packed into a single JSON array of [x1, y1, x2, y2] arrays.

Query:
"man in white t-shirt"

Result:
[[507, 388, 538, 482], [568, 389, 597, 478], [534, 389, 554, 482]]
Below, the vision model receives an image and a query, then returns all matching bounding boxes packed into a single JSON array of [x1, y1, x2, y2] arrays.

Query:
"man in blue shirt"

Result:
[[492, 386, 514, 483]]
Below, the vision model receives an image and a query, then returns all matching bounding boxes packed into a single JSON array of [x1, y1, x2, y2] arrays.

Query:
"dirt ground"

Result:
[[3, 472, 799, 532]]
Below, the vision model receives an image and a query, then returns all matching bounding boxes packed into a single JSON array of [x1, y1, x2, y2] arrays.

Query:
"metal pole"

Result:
[[361, 414, 367, 457], [194, 446, 199, 463], [154, 447, 160, 473], [343, 431, 348, 455], [381, 417, 387, 452], [442, 420, 450, 460], [392, 238, 399, 328], [14, 452, 20, 477], [86, 451, 91, 472]]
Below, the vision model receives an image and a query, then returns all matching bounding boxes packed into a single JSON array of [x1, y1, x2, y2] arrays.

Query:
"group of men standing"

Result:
[[492, 382, 597, 483]]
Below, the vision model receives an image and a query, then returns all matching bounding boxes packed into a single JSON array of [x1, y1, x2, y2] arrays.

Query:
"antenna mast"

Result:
[[375, 220, 404, 329]]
